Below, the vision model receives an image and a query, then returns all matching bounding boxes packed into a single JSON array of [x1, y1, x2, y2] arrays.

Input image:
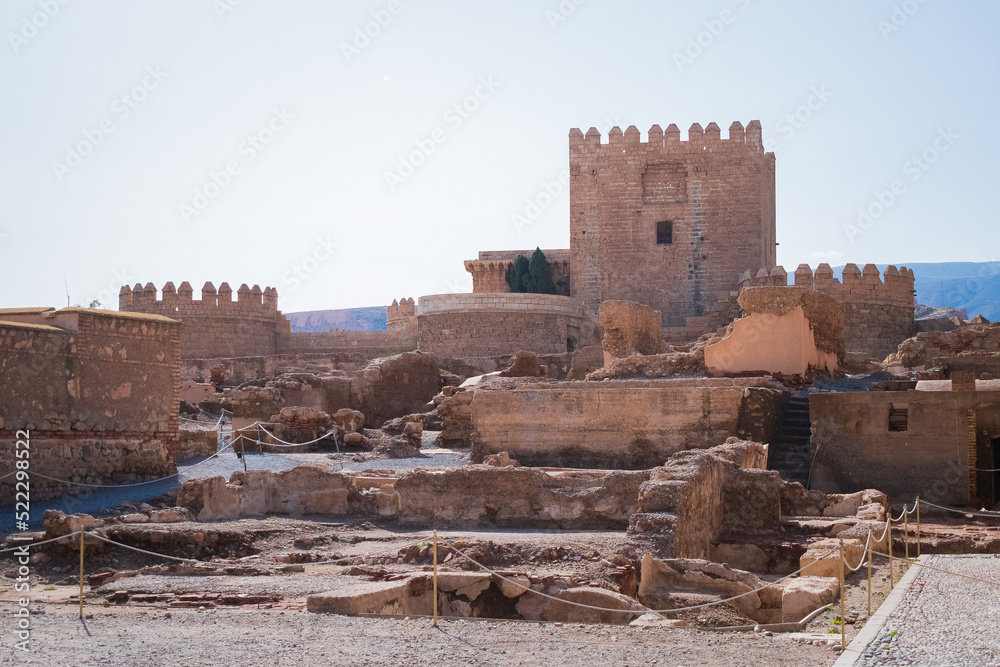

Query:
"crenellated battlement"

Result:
[[738, 263, 916, 307], [387, 297, 415, 321], [569, 121, 766, 155], [120, 281, 279, 315], [738, 263, 915, 359]]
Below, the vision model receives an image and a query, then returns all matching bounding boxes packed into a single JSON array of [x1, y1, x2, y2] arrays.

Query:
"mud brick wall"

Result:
[[569, 122, 776, 327], [810, 390, 1000, 505], [416, 293, 585, 357], [470, 378, 777, 469], [0, 308, 180, 502]]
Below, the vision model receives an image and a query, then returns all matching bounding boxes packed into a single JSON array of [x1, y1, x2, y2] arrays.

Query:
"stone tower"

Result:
[[568, 121, 776, 327]]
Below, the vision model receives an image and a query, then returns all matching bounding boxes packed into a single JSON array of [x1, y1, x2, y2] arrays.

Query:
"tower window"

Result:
[[656, 221, 673, 245]]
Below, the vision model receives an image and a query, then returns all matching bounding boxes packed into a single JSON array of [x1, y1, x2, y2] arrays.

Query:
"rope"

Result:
[[252, 424, 340, 448], [9, 443, 235, 489], [179, 415, 224, 431], [918, 499, 1000, 518], [445, 541, 839, 615], [0, 531, 89, 553], [86, 532, 214, 565], [0, 471, 15, 481], [867, 549, 1000, 588]]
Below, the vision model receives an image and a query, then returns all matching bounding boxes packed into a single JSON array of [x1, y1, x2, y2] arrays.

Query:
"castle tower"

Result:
[[568, 121, 776, 327]]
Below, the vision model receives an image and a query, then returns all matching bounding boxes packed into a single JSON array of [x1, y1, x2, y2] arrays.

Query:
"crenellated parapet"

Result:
[[738, 263, 916, 359], [119, 281, 282, 359], [387, 297, 417, 335], [738, 263, 915, 308], [464, 249, 571, 296], [569, 121, 769, 158]]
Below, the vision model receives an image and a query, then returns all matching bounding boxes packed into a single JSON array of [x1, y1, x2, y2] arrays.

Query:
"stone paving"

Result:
[[857, 555, 1000, 666]]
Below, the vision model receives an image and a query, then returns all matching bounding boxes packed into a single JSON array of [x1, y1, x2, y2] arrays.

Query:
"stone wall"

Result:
[[120, 282, 279, 359], [740, 263, 915, 360], [176, 430, 218, 462], [885, 322, 1000, 371], [569, 122, 776, 328], [416, 293, 586, 357], [599, 300, 666, 365], [470, 378, 777, 468], [0, 308, 180, 501], [464, 249, 572, 296], [810, 389, 1000, 505]]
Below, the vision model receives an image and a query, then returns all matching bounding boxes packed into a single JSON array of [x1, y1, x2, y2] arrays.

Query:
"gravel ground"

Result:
[[0, 606, 841, 666], [857, 555, 1000, 666]]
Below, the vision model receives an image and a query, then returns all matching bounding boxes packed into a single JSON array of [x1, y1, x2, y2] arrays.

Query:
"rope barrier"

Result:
[[918, 499, 1000, 518], [445, 541, 839, 615], [4, 443, 236, 489], [252, 424, 340, 448], [86, 532, 212, 565], [867, 549, 1000, 588], [0, 531, 89, 553]]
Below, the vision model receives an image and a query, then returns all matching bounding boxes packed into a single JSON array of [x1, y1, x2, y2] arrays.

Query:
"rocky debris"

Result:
[[372, 435, 421, 459], [499, 351, 546, 378], [599, 301, 668, 363], [433, 387, 474, 446], [781, 576, 839, 623], [781, 485, 889, 518], [566, 344, 604, 380], [586, 338, 708, 380], [333, 408, 364, 433], [885, 321, 1000, 369], [198, 398, 228, 415], [483, 452, 520, 468], [267, 407, 335, 447], [42, 510, 104, 551]]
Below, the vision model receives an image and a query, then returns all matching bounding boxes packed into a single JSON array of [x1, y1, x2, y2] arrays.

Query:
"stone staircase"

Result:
[[768, 395, 812, 486]]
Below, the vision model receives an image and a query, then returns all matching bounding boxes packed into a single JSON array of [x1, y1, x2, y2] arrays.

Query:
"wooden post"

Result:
[[888, 519, 894, 586], [78, 529, 85, 619], [838, 537, 846, 653], [904, 506, 910, 564], [432, 530, 438, 628], [867, 535, 872, 619], [916, 497, 921, 557]]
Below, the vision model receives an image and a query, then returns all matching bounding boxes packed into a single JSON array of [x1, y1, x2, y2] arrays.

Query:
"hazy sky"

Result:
[[2, 1, 997, 312]]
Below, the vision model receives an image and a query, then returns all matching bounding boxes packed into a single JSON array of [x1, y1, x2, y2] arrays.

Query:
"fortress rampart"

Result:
[[739, 263, 915, 359], [416, 293, 585, 358], [464, 249, 572, 296]]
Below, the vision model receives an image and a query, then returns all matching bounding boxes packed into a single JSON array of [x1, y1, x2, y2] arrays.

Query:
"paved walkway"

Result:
[[851, 554, 1000, 666]]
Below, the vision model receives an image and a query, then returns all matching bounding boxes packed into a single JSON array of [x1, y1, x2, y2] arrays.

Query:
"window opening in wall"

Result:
[[656, 221, 673, 245], [888, 405, 908, 432]]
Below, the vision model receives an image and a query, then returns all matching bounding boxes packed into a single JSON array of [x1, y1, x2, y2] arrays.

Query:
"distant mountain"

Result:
[[284, 306, 388, 333], [834, 262, 1000, 321], [915, 304, 967, 320]]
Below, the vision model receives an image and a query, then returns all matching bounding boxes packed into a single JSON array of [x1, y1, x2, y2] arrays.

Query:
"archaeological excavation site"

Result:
[[4, 120, 1000, 664]]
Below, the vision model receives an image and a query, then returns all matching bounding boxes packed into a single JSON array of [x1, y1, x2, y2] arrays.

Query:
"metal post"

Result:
[[916, 497, 921, 556], [838, 537, 846, 653], [432, 530, 439, 627], [78, 529, 85, 619]]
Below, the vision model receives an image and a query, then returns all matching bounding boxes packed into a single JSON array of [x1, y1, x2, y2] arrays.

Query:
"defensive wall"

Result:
[[0, 307, 180, 501], [415, 292, 586, 358], [568, 121, 776, 328], [464, 249, 571, 296], [739, 263, 915, 360]]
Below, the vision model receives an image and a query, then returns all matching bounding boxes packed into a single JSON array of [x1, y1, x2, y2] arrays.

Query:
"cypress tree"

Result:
[[506, 254, 531, 292], [528, 247, 557, 294]]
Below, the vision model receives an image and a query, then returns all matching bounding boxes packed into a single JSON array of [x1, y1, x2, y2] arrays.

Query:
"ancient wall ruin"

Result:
[[416, 293, 586, 358], [0, 308, 180, 501], [470, 378, 779, 469], [740, 263, 915, 360], [568, 122, 776, 328], [810, 389, 1000, 505]]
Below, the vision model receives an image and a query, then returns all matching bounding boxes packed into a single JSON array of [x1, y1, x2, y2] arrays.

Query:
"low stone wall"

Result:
[[0, 434, 175, 503], [470, 378, 777, 469], [599, 300, 666, 365], [175, 430, 218, 462], [176, 465, 649, 529]]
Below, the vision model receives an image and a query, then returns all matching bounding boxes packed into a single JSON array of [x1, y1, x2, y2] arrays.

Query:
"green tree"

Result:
[[527, 247, 556, 294], [506, 254, 530, 292]]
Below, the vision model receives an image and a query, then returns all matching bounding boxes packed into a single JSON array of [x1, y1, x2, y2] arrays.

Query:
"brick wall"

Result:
[[416, 293, 585, 357], [740, 263, 915, 360], [0, 308, 180, 501], [568, 122, 776, 328]]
